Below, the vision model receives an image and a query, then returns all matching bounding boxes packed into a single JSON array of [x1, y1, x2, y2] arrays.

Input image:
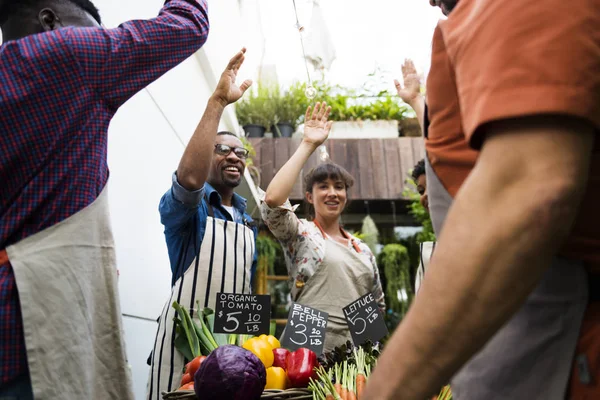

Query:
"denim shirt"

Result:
[[159, 173, 258, 287]]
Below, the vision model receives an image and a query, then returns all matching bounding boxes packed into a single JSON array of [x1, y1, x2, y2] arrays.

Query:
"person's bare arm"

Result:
[[363, 116, 595, 399], [395, 59, 425, 132], [176, 48, 252, 190], [264, 103, 332, 207]]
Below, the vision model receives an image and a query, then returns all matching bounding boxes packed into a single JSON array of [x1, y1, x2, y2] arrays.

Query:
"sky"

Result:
[[246, 0, 444, 93]]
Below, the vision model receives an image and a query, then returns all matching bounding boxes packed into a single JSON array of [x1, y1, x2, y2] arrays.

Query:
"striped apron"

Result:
[[5, 185, 134, 400], [146, 204, 255, 399]]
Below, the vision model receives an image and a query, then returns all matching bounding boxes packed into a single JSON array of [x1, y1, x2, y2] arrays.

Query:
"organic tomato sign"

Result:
[[281, 303, 328, 355], [213, 293, 271, 335], [343, 293, 388, 346]]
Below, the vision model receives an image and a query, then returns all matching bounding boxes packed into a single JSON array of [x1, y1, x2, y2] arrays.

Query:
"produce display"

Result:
[[166, 301, 319, 399], [166, 302, 452, 400]]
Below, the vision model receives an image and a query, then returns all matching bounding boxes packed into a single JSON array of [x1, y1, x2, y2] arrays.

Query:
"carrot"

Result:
[[353, 348, 366, 399], [341, 362, 348, 400], [347, 365, 357, 400], [314, 367, 342, 400], [333, 363, 342, 396]]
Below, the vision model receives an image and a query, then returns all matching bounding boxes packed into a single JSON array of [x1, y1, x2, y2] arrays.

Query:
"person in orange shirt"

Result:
[[364, 0, 600, 399]]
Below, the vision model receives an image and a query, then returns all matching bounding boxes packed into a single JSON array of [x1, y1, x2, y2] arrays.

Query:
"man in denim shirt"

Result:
[[147, 48, 258, 396]]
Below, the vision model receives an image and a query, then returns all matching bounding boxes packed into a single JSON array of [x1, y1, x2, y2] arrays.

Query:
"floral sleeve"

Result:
[[258, 189, 300, 244]]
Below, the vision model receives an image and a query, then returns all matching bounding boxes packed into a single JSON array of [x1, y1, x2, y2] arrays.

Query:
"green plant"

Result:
[[287, 80, 410, 123], [235, 85, 277, 129], [273, 86, 306, 129], [378, 244, 413, 317]]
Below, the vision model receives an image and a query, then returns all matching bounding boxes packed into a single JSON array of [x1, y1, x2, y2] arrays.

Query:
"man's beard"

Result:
[[221, 171, 242, 188], [440, 0, 459, 14]]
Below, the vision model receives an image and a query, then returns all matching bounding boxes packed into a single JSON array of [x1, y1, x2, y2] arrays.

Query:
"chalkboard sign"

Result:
[[213, 293, 271, 335], [281, 303, 328, 355], [343, 293, 388, 346]]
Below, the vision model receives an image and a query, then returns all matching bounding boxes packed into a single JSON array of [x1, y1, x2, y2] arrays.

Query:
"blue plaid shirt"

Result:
[[0, 0, 209, 386], [159, 175, 258, 288]]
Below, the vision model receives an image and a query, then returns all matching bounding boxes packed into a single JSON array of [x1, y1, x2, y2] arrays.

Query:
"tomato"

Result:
[[184, 356, 206, 377], [180, 373, 192, 386], [177, 382, 194, 391]]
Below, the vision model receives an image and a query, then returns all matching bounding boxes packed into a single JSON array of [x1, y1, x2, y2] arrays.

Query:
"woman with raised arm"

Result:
[[261, 103, 385, 353]]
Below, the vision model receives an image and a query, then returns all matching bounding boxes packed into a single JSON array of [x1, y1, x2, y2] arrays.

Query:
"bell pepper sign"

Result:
[[291, 304, 327, 327], [286, 348, 319, 388]]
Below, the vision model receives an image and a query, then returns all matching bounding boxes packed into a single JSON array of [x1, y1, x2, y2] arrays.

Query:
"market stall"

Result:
[[160, 300, 451, 400]]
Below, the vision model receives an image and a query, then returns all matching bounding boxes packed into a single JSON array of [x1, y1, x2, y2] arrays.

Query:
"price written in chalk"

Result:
[[281, 303, 328, 355], [213, 293, 271, 335], [343, 292, 388, 347]]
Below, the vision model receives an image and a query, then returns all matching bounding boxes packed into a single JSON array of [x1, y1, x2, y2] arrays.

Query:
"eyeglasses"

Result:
[[214, 144, 250, 160]]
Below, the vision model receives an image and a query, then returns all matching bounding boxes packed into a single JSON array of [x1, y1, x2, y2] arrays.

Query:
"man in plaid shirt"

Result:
[[0, 0, 209, 398]]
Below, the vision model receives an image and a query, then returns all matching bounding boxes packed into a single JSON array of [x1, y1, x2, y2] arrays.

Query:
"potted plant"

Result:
[[271, 85, 307, 138], [236, 86, 275, 138]]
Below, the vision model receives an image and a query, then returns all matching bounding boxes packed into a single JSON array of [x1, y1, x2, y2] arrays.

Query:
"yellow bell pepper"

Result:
[[242, 337, 274, 368], [265, 366, 287, 390], [259, 334, 281, 349]]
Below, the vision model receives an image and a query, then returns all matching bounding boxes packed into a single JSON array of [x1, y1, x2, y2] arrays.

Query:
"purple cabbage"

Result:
[[194, 345, 266, 400]]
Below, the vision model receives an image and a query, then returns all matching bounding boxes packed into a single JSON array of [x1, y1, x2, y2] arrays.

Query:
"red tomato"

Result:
[[185, 356, 204, 376], [177, 382, 194, 391], [180, 373, 192, 386]]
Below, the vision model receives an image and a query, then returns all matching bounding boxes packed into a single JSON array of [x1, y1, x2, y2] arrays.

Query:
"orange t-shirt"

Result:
[[425, 0, 600, 270]]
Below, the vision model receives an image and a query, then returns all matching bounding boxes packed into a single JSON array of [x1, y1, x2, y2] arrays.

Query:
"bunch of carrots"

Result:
[[308, 348, 371, 400]]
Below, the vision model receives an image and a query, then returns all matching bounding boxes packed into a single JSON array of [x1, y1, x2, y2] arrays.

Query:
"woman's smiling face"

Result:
[[306, 178, 348, 220]]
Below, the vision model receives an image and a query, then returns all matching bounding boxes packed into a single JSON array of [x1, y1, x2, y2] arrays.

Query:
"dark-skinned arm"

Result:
[[176, 48, 252, 191]]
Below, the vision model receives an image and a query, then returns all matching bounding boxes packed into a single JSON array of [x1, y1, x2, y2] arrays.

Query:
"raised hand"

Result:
[[212, 48, 253, 107], [394, 59, 422, 105], [303, 102, 333, 148]]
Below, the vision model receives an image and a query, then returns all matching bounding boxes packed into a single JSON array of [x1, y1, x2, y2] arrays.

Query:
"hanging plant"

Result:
[[378, 244, 413, 317], [359, 215, 379, 255]]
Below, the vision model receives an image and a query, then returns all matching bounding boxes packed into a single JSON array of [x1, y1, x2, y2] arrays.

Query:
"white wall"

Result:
[[94, 1, 264, 398]]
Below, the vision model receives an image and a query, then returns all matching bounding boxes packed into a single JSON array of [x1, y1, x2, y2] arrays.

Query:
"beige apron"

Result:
[[425, 153, 589, 399], [6, 185, 134, 400], [147, 215, 255, 399], [292, 227, 375, 354]]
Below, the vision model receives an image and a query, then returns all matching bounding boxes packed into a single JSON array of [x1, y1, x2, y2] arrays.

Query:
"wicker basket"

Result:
[[162, 388, 312, 400]]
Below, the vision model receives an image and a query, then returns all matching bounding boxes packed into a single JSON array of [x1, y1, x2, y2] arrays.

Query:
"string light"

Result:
[[292, 0, 317, 99]]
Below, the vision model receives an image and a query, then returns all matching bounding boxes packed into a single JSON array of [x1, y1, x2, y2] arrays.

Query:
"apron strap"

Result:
[[423, 101, 430, 139], [313, 219, 361, 253]]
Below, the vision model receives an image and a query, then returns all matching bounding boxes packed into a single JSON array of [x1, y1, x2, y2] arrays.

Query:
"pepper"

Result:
[[242, 337, 274, 368], [272, 347, 290, 370], [259, 334, 281, 350], [265, 366, 287, 390], [286, 348, 319, 388]]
